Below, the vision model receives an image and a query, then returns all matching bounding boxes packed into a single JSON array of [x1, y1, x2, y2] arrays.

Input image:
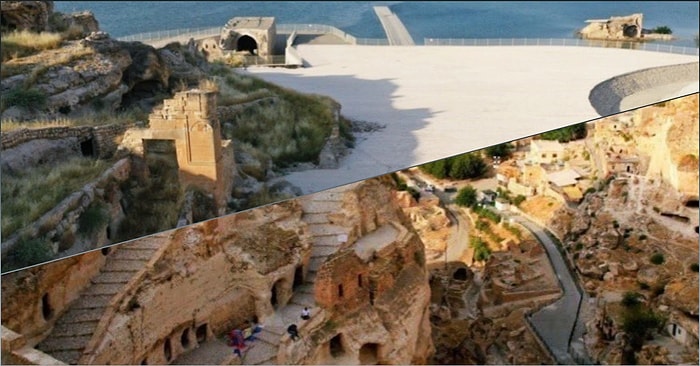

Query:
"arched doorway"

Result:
[[236, 35, 258, 55], [359, 343, 380, 364], [330, 334, 345, 358], [271, 279, 285, 309], [453, 267, 468, 281]]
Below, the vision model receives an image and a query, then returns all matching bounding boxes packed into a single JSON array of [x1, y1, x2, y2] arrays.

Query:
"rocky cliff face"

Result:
[[0, 1, 53, 32], [1, 2, 208, 121]]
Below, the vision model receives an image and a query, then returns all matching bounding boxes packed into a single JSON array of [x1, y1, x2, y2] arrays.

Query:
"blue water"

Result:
[[54, 1, 699, 47]]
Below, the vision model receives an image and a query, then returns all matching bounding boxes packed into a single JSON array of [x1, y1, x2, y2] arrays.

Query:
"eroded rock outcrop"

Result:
[[0, 0, 53, 32]]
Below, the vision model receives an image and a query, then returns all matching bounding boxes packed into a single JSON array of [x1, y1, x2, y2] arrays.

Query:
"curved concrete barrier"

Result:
[[589, 61, 699, 116]]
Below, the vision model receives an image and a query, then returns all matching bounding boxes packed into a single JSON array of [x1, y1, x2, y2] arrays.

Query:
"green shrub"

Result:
[[638, 282, 650, 290], [455, 185, 477, 207], [512, 194, 526, 207], [651, 26, 672, 34], [3, 88, 47, 110], [539, 122, 587, 142], [622, 291, 642, 307], [78, 202, 109, 235], [649, 253, 664, 265], [484, 143, 513, 159], [471, 236, 492, 262], [638, 234, 647, 241], [2, 238, 53, 272]]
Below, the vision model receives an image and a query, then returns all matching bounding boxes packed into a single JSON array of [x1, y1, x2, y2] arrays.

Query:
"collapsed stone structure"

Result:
[[1, 176, 435, 365], [123, 89, 235, 214], [579, 13, 643, 40]]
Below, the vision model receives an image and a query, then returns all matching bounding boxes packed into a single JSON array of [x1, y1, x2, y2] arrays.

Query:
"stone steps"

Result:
[[36, 335, 93, 352], [71, 295, 113, 309], [36, 237, 161, 364], [83, 283, 123, 296], [308, 257, 326, 272], [91, 271, 136, 284], [311, 235, 346, 247], [48, 350, 82, 365], [50, 320, 99, 338], [301, 213, 332, 224], [298, 200, 342, 214], [102, 258, 147, 272], [243, 339, 280, 365], [311, 246, 340, 257], [109, 248, 157, 261], [255, 328, 282, 346], [308, 223, 347, 236]]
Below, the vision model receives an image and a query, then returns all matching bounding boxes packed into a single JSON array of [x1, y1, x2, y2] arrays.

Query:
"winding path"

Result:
[[513, 216, 581, 364]]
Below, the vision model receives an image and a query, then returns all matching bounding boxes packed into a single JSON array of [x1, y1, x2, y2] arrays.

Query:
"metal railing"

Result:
[[117, 26, 700, 56], [277, 23, 357, 44], [423, 37, 700, 56], [117, 26, 220, 42]]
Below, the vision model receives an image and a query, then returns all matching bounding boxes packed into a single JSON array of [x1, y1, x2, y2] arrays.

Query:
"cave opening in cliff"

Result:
[[196, 324, 208, 343], [164, 338, 172, 362], [330, 334, 345, 358], [359, 343, 380, 364], [293, 266, 304, 290], [236, 35, 258, 55], [453, 268, 468, 281], [181, 328, 191, 349], [140, 358, 148, 365], [271, 280, 283, 309], [80, 138, 95, 157], [684, 199, 699, 208], [101, 247, 111, 256], [41, 293, 53, 320]]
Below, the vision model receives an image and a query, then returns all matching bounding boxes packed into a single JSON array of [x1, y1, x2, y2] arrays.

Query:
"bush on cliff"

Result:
[[1, 30, 62, 61]]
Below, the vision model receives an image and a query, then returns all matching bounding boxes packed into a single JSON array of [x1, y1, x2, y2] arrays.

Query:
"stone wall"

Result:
[[0, 250, 106, 344], [1, 158, 131, 260], [0, 123, 132, 159], [79, 201, 310, 365], [279, 178, 434, 365]]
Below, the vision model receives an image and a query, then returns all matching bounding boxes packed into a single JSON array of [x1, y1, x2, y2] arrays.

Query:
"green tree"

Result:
[[651, 26, 672, 34], [455, 185, 477, 207], [420, 159, 450, 179], [448, 153, 487, 179], [485, 143, 514, 159], [540, 122, 587, 142]]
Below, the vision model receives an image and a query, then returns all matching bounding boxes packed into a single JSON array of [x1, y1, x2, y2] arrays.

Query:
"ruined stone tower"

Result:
[[145, 90, 233, 213]]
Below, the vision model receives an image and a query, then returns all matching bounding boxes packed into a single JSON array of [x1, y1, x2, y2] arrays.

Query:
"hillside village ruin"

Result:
[[2, 94, 698, 365], [1, 1, 698, 365]]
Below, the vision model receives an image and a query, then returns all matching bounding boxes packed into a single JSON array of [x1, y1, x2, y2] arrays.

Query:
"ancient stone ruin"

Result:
[[579, 13, 643, 40], [219, 17, 276, 57], [124, 89, 235, 215]]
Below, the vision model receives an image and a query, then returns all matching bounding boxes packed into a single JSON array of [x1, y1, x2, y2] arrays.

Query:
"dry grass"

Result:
[[1, 30, 63, 62], [0, 108, 148, 132], [2, 43, 93, 80], [1, 157, 112, 238]]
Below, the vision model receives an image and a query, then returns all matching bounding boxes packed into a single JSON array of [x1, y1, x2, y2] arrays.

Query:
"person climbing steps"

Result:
[[287, 324, 300, 341]]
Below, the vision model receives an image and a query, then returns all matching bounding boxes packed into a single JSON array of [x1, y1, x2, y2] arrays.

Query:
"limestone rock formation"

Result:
[[578, 14, 643, 40], [0, 0, 53, 32]]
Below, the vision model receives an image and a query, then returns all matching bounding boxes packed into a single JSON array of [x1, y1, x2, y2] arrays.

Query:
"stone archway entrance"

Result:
[[271, 279, 284, 309], [359, 343, 380, 364], [237, 35, 258, 55]]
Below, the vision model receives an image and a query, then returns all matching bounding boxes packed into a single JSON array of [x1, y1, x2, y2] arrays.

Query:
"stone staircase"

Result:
[[241, 185, 355, 365], [36, 238, 162, 364]]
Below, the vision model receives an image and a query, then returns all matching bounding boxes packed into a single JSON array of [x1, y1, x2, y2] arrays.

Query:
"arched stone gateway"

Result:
[[236, 35, 258, 55], [219, 17, 276, 58]]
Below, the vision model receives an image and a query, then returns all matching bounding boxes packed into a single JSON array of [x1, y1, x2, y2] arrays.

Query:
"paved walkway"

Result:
[[247, 45, 698, 195], [513, 216, 581, 364], [373, 6, 415, 45]]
